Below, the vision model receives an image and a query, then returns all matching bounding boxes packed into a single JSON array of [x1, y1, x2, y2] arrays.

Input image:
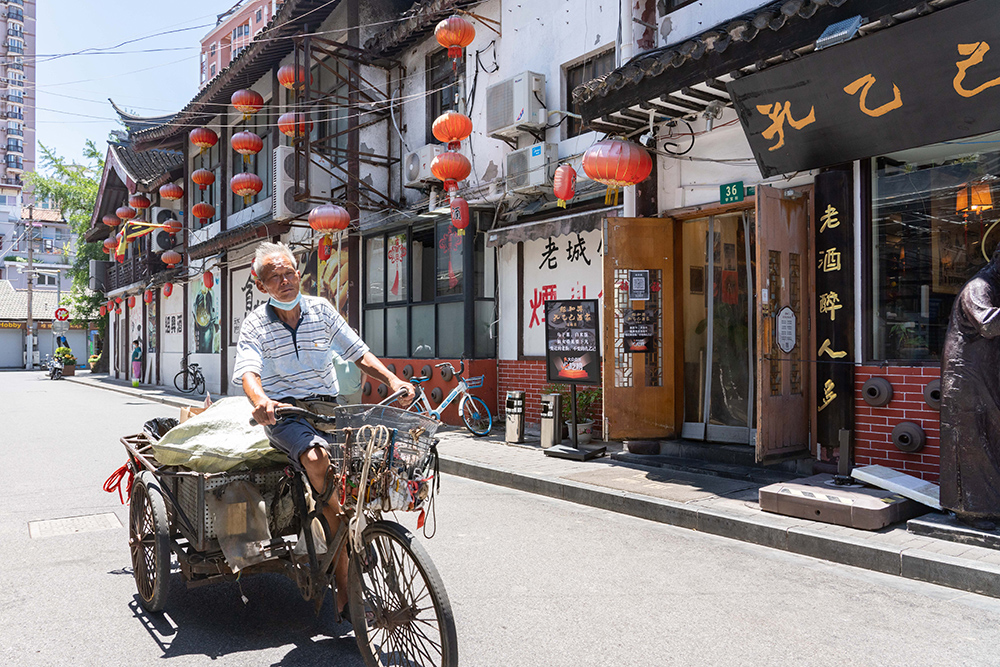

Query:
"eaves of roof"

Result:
[[363, 0, 482, 62], [573, 0, 964, 132], [187, 217, 292, 260]]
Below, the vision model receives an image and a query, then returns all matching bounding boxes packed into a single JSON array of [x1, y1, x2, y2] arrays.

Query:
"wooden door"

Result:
[[755, 185, 814, 462], [603, 217, 682, 440]]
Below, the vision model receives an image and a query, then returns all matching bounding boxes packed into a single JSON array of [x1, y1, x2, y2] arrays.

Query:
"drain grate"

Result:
[[28, 513, 122, 539]]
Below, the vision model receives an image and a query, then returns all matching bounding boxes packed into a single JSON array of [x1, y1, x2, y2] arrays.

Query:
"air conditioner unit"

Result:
[[88, 259, 110, 292], [506, 142, 558, 194], [403, 143, 443, 189], [486, 71, 546, 138], [272, 144, 333, 221], [150, 206, 176, 226]]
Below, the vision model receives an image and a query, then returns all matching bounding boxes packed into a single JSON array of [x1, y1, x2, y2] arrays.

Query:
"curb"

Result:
[[438, 454, 1000, 600], [63, 376, 201, 410]]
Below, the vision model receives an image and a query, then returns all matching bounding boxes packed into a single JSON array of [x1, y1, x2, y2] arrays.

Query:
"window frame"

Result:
[[426, 49, 459, 144], [564, 48, 616, 139]]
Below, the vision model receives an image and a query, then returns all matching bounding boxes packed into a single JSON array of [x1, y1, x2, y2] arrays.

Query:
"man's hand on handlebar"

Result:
[[388, 377, 416, 408], [251, 396, 292, 426]]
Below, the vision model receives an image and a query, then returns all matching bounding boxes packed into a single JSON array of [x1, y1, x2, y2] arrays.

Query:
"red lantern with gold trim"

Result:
[[192, 168, 215, 191], [102, 213, 119, 227], [435, 15, 475, 59], [99, 305, 106, 317], [103, 237, 117, 253], [277, 64, 311, 90], [309, 204, 350, 233], [161, 250, 182, 267], [278, 112, 313, 137], [189, 127, 218, 153], [143, 289, 153, 304], [203, 272, 214, 289], [582, 139, 653, 205], [431, 151, 471, 193], [553, 164, 577, 208], [231, 172, 263, 205], [232, 131, 263, 164], [116, 206, 136, 222], [163, 219, 183, 234], [191, 202, 215, 224], [127, 295, 136, 308], [159, 182, 183, 201], [231, 89, 264, 121], [432, 111, 473, 150], [115, 307, 122, 315], [129, 193, 151, 210], [163, 282, 174, 297], [450, 195, 470, 235]]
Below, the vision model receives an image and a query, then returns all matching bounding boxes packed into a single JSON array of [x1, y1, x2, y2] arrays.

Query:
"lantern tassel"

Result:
[[243, 155, 251, 165], [557, 199, 567, 209], [244, 194, 251, 206]]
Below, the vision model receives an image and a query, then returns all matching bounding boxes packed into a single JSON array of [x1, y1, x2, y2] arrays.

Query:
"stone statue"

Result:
[[940, 245, 1000, 530]]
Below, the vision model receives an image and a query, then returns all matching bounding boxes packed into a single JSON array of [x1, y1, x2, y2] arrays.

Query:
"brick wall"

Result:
[[854, 365, 941, 482], [497, 359, 604, 425]]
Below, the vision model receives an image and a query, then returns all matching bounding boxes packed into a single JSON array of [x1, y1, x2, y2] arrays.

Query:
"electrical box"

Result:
[[505, 390, 525, 444], [506, 142, 558, 195], [486, 71, 546, 138], [540, 393, 562, 449]]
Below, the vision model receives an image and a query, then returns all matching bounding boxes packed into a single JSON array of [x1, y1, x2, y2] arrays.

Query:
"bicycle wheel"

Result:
[[130, 471, 171, 612], [349, 521, 458, 667], [173, 369, 192, 393], [460, 395, 492, 436], [194, 372, 206, 395]]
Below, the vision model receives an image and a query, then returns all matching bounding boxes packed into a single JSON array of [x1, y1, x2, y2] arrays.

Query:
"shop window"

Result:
[[363, 215, 496, 358], [426, 49, 458, 143], [565, 49, 615, 138], [872, 134, 1000, 361]]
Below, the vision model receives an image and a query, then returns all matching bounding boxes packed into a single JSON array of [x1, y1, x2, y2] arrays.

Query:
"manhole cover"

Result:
[[28, 513, 122, 539]]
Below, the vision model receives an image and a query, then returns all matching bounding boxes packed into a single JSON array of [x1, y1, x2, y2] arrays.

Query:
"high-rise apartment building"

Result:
[[199, 0, 278, 88], [2, 0, 33, 195]]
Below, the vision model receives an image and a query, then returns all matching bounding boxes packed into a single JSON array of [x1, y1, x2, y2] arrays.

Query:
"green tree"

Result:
[[22, 141, 104, 323]]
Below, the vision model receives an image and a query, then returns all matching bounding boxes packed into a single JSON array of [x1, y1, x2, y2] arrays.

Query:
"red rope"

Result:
[[103, 463, 134, 505]]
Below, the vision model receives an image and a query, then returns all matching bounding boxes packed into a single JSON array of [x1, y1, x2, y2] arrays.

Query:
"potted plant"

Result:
[[55, 346, 77, 376], [542, 384, 602, 445], [88, 353, 101, 372]]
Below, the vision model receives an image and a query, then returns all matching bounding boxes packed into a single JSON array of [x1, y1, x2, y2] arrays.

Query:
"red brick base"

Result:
[[854, 365, 940, 482], [497, 359, 603, 425]]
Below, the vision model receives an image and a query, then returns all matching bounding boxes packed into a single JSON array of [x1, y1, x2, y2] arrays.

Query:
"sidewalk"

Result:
[[70, 373, 1000, 599]]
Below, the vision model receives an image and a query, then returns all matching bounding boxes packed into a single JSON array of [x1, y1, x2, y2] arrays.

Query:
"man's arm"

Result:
[[356, 351, 415, 406], [243, 372, 288, 425]]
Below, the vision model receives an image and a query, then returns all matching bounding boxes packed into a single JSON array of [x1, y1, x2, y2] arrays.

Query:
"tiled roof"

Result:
[[363, 0, 482, 61], [0, 280, 77, 321], [108, 137, 183, 190], [108, 99, 178, 135], [22, 206, 65, 222]]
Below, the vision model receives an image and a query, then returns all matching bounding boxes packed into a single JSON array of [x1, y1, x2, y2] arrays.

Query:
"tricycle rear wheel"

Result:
[[348, 520, 458, 667], [129, 471, 171, 612]]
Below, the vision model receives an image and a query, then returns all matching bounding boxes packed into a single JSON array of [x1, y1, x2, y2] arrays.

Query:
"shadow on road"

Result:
[[126, 572, 365, 664]]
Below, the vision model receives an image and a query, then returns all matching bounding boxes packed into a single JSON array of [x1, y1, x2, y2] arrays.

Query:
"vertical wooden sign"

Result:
[[814, 169, 854, 452]]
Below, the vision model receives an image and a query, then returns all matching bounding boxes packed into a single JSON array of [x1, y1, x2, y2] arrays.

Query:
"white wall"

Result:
[[655, 1, 772, 51]]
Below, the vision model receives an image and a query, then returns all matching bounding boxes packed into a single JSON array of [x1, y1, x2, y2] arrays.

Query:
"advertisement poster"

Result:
[[320, 231, 350, 316], [545, 299, 600, 385], [231, 265, 267, 344], [623, 308, 656, 353], [146, 299, 157, 353], [192, 271, 220, 354]]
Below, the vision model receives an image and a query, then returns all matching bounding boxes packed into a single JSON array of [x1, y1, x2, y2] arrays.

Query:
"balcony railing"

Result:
[[106, 255, 166, 292], [7, 29, 21, 38], [7, 62, 23, 71], [7, 45, 23, 54], [3, 176, 23, 186], [7, 127, 22, 136], [8, 143, 22, 153]]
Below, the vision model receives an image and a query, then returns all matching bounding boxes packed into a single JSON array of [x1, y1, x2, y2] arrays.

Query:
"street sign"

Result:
[[54, 307, 69, 321], [51, 320, 69, 335], [720, 181, 745, 204]]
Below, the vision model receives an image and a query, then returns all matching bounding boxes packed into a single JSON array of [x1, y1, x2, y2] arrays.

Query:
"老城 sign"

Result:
[[727, 0, 1000, 177], [545, 299, 600, 385]]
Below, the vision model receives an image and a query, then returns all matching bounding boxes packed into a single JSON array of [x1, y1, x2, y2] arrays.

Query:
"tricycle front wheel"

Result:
[[129, 471, 171, 612]]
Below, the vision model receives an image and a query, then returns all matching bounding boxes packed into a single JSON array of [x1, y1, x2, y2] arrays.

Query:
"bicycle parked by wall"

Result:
[[173, 355, 206, 395], [401, 360, 493, 436]]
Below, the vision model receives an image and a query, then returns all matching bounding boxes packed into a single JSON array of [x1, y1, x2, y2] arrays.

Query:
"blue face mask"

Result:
[[269, 292, 302, 311]]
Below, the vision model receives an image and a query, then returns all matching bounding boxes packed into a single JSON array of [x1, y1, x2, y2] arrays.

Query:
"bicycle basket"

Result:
[[465, 375, 485, 389]]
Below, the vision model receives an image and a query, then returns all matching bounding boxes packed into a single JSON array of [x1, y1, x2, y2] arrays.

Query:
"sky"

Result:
[[35, 0, 233, 168]]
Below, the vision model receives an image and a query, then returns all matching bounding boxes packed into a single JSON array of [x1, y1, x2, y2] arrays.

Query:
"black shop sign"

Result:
[[728, 0, 1000, 177], [545, 299, 601, 386], [623, 308, 657, 353]]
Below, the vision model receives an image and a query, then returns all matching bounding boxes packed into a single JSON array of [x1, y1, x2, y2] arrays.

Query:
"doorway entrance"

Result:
[[681, 211, 756, 444]]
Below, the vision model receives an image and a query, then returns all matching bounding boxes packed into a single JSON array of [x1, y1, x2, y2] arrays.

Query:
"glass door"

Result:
[[681, 211, 757, 444]]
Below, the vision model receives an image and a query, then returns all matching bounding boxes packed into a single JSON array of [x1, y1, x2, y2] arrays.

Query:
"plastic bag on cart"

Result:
[[205, 480, 272, 572], [151, 397, 286, 473]]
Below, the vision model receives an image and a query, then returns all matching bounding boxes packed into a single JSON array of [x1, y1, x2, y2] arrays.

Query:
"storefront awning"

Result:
[[485, 206, 621, 247]]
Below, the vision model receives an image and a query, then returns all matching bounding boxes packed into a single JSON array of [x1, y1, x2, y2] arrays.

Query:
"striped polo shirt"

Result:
[[232, 295, 368, 399]]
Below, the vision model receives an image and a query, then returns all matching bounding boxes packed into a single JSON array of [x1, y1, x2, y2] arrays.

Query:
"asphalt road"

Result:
[[2, 369, 1000, 666]]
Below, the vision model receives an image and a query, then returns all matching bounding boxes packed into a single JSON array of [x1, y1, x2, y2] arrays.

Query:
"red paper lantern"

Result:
[[159, 182, 183, 201], [277, 64, 311, 90], [143, 289, 153, 304], [430, 151, 471, 193], [231, 172, 263, 205], [163, 219, 183, 234], [232, 131, 263, 164], [129, 193, 151, 210], [99, 305, 106, 317], [189, 127, 218, 153], [435, 15, 475, 59], [191, 202, 215, 224], [318, 235, 332, 261], [231, 89, 264, 120], [127, 295, 136, 308], [309, 204, 350, 232], [114, 296, 122, 305], [115, 308, 122, 315], [192, 168, 215, 190], [450, 196, 470, 234], [116, 206, 137, 221], [582, 139, 653, 205], [432, 111, 473, 150], [161, 250, 182, 266], [278, 112, 313, 137], [102, 213, 119, 227], [162, 282, 174, 297], [553, 164, 577, 208], [102, 237, 117, 252], [203, 272, 214, 289]]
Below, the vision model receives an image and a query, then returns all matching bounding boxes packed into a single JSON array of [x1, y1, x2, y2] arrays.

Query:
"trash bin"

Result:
[[505, 390, 525, 443], [540, 393, 562, 449]]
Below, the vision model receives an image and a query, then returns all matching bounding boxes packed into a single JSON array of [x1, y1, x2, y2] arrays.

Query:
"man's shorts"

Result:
[[263, 396, 337, 471]]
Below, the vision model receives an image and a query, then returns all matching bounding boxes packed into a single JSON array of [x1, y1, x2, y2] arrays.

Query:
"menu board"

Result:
[[545, 299, 600, 385], [623, 308, 656, 353]]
